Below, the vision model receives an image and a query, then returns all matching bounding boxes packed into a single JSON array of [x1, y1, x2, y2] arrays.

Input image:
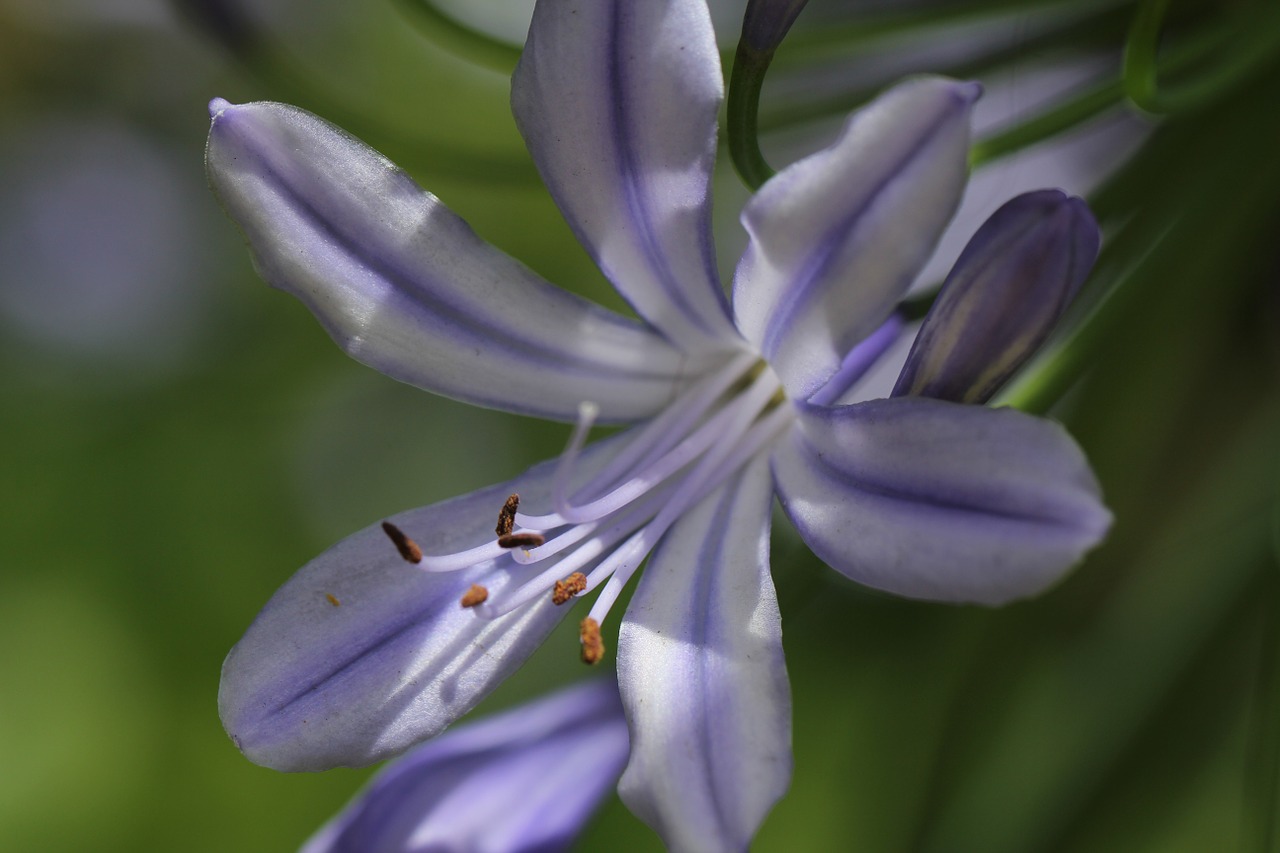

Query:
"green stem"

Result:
[[969, 77, 1125, 167], [727, 41, 778, 190], [390, 0, 523, 75], [775, 0, 1130, 63], [1123, 0, 1280, 114]]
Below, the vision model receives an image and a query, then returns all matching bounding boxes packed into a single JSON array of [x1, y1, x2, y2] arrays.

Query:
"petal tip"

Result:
[[208, 97, 233, 119], [951, 79, 983, 105]]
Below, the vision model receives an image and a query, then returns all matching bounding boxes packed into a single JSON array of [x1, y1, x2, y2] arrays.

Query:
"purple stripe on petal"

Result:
[[302, 680, 628, 853], [893, 189, 1101, 403], [220, 435, 632, 771], [618, 455, 790, 852], [733, 76, 978, 401], [512, 0, 740, 355], [206, 100, 705, 424], [774, 397, 1110, 605]]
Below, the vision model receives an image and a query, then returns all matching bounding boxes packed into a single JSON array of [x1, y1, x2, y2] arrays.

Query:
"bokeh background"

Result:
[[1, 0, 1277, 850]]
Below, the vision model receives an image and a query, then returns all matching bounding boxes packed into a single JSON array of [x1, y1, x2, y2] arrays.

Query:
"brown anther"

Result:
[[496, 494, 520, 537], [459, 584, 489, 608], [325, 593, 341, 607], [381, 521, 423, 564], [498, 532, 545, 549], [579, 617, 605, 665], [551, 572, 588, 605]]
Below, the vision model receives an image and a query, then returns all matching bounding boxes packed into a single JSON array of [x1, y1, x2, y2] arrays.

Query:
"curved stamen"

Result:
[[417, 539, 510, 573], [586, 400, 795, 628], [474, 489, 672, 618], [572, 351, 759, 504], [517, 366, 781, 529], [551, 401, 600, 519]]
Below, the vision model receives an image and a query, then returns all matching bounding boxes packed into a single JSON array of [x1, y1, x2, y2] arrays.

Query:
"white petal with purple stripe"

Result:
[[773, 397, 1111, 605], [733, 76, 978, 401], [512, 0, 740, 354], [206, 99, 701, 424], [617, 455, 791, 852], [219, 439, 629, 771]]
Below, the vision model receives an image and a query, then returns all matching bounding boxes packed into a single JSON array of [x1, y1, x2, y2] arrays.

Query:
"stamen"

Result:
[[381, 521, 423, 564], [543, 365, 782, 528], [479, 491, 671, 618], [552, 401, 599, 518], [498, 532, 546, 549], [325, 593, 341, 607], [579, 617, 604, 665], [551, 572, 587, 605], [495, 494, 520, 537], [570, 351, 757, 504], [459, 584, 489, 608]]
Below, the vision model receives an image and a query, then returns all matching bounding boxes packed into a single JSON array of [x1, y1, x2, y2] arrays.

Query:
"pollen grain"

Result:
[[552, 572, 588, 605], [580, 617, 605, 665], [498, 532, 545, 549], [381, 521, 423, 564], [496, 494, 520, 537], [460, 584, 489, 608]]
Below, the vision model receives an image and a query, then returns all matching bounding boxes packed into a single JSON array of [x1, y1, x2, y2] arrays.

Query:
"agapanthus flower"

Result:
[[209, 0, 1111, 848], [302, 679, 626, 853]]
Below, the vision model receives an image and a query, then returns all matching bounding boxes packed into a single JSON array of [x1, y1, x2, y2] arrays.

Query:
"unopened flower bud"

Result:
[[893, 189, 1100, 404]]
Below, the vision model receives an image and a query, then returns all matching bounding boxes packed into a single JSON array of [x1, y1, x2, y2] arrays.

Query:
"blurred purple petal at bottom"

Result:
[[302, 679, 627, 853]]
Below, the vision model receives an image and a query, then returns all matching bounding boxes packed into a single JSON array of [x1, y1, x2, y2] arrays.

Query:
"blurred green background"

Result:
[[0, 0, 1276, 850]]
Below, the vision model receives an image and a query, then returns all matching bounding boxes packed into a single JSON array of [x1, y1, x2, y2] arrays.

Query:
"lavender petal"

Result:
[[206, 99, 701, 424], [301, 679, 628, 853], [220, 436, 631, 771], [511, 0, 741, 354], [617, 455, 791, 851], [773, 397, 1111, 605], [733, 76, 978, 401]]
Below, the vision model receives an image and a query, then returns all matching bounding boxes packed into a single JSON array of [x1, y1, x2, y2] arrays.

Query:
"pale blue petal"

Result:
[[773, 397, 1111, 605], [301, 680, 627, 853], [893, 189, 1100, 403], [511, 0, 741, 354], [733, 76, 978, 401], [220, 437, 630, 771], [206, 99, 699, 424], [617, 455, 790, 852]]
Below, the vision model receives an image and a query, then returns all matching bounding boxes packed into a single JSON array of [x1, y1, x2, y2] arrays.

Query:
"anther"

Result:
[[579, 617, 604, 665], [498, 532, 545, 549], [381, 521, 423, 564], [325, 593, 341, 607], [460, 584, 489, 608], [496, 494, 520, 537], [552, 572, 588, 605]]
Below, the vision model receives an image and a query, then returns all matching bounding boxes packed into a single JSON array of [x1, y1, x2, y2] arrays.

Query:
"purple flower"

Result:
[[302, 679, 627, 853], [208, 0, 1111, 848]]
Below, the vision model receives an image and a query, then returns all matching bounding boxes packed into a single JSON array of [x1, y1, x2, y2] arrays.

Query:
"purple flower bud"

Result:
[[302, 679, 627, 853], [893, 189, 1101, 404]]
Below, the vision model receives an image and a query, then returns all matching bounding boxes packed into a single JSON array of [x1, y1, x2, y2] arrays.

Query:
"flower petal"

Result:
[[206, 99, 700, 424], [511, 0, 740, 354], [302, 679, 627, 853], [893, 189, 1100, 404], [617, 455, 791, 851], [733, 76, 978, 401], [219, 438, 629, 772], [773, 397, 1111, 605]]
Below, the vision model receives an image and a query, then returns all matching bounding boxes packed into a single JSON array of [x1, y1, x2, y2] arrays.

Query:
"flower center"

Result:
[[380, 350, 795, 663]]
